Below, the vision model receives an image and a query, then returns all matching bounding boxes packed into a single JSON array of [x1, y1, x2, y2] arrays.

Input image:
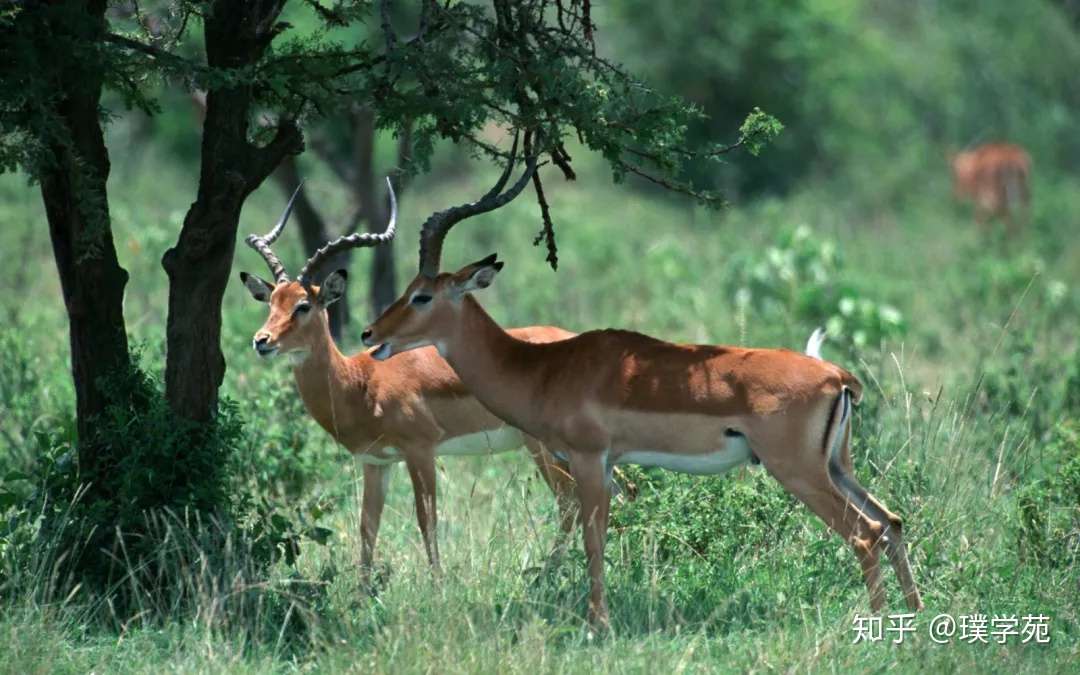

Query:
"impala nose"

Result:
[[253, 334, 277, 356], [361, 328, 373, 345]]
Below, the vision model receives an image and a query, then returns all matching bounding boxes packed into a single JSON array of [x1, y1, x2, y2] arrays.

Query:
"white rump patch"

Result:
[[805, 327, 827, 359]]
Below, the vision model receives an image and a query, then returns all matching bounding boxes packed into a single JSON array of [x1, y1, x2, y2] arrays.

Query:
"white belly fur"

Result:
[[353, 448, 401, 465], [435, 426, 527, 457], [614, 435, 753, 475], [351, 427, 526, 465]]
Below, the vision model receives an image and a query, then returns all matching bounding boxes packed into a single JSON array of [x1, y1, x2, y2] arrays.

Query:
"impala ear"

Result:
[[453, 254, 503, 294], [240, 272, 274, 303], [317, 269, 348, 307]]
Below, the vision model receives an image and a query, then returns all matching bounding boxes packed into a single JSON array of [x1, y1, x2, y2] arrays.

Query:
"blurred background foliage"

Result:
[[611, 0, 1080, 200]]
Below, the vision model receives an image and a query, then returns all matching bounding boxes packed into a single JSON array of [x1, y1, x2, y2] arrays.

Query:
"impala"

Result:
[[951, 142, 1031, 234], [361, 137, 924, 627], [238, 179, 581, 577]]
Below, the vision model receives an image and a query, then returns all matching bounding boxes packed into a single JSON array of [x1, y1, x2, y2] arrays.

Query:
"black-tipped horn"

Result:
[[297, 177, 398, 286], [418, 130, 539, 279], [244, 181, 303, 283]]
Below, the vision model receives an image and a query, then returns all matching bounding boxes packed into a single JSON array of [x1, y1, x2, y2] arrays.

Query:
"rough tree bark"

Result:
[[283, 108, 413, 332], [162, 1, 302, 422], [352, 108, 404, 315], [37, 0, 132, 454]]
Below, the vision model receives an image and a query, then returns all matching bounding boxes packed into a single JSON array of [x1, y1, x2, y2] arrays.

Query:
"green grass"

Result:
[[1, 120, 1078, 673]]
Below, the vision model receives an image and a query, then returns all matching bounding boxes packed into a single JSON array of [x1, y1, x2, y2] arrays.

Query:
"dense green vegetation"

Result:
[[2, 0, 1079, 672]]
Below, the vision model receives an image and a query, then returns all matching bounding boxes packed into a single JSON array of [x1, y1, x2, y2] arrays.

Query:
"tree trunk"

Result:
[[272, 157, 349, 338], [162, 1, 302, 422], [353, 108, 411, 315], [37, 0, 131, 457], [279, 108, 413, 325]]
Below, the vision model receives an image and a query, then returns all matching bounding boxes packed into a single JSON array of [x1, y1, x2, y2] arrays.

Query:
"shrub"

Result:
[[1015, 421, 1080, 569], [0, 351, 332, 622], [727, 225, 906, 353], [612, 467, 797, 565]]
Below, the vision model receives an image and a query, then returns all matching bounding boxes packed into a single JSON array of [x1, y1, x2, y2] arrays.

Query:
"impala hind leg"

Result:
[[830, 435, 923, 610], [771, 469, 890, 612], [405, 451, 441, 573], [761, 390, 890, 611], [359, 463, 391, 586]]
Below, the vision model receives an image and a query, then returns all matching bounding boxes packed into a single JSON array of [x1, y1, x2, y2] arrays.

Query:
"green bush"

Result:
[[0, 351, 333, 621], [0, 328, 73, 476], [1016, 421, 1080, 569], [727, 225, 906, 353], [612, 467, 796, 565]]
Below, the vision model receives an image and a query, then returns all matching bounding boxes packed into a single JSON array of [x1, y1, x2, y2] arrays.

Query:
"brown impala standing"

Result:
[[951, 142, 1032, 234], [238, 180, 579, 578], [361, 137, 923, 628]]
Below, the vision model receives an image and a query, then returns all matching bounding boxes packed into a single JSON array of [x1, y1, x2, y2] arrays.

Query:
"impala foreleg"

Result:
[[405, 450, 441, 573], [360, 463, 391, 582], [567, 449, 612, 630]]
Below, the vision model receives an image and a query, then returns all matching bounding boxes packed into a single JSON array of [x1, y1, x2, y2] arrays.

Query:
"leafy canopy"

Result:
[[0, 1, 778, 265]]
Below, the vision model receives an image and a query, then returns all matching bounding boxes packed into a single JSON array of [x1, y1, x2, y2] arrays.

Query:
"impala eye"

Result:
[[294, 302, 311, 315], [411, 294, 433, 305]]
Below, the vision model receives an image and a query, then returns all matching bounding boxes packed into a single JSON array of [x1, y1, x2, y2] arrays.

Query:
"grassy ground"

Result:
[[1, 127, 1078, 673]]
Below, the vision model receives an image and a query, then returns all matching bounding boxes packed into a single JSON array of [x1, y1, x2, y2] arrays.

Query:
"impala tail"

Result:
[[804, 328, 863, 404], [804, 327, 827, 359]]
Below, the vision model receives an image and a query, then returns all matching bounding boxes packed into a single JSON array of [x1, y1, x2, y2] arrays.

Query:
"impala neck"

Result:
[[439, 295, 531, 423], [291, 309, 361, 396]]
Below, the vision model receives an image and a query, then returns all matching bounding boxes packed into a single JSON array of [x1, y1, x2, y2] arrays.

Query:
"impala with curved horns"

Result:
[[238, 177, 582, 577], [361, 139, 923, 627]]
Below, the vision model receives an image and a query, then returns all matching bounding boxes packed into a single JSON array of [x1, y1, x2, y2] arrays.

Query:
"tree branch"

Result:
[[531, 168, 558, 270], [552, 142, 576, 180], [104, 31, 201, 71], [380, 0, 398, 52], [248, 120, 305, 189], [620, 160, 724, 207]]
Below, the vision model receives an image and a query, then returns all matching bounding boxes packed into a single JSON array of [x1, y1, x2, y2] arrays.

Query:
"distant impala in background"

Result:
[[951, 142, 1031, 234]]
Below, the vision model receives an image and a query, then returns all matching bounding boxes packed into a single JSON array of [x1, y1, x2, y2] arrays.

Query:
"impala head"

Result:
[[241, 271, 349, 357], [240, 179, 397, 358], [362, 130, 538, 360], [362, 254, 503, 360]]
